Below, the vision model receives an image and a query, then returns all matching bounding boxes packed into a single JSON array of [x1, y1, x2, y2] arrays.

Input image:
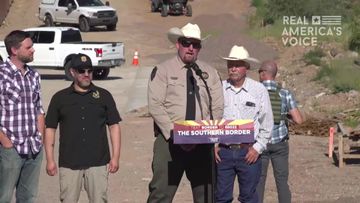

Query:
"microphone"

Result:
[[190, 63, 203, 77], [187, 62, 213, 120]]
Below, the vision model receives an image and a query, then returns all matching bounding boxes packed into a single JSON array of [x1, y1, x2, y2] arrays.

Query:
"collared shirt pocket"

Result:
[[240, 100, 259, 120], [167, 79, 185, 98], [5, 85, 21, 105], [88, 100, 107, 118], [60, 101, 80, 116]]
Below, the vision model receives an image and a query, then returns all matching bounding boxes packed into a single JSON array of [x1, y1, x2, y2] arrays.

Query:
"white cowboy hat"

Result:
[[167, 23, 201, 44], [222, 45, 259, 63]]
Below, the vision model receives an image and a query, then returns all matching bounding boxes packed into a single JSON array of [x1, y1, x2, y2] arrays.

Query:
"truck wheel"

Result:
[[93, 68, 110, 80], [185, 5, 192, 17], [79, 17, 90, 32], [161, 4, 169, 17], [64, 61, 73, 81], [107, 24, 116, 31], [45, 14, 54, 26]]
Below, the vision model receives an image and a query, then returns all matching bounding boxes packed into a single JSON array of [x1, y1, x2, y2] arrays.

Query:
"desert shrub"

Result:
[[314, 59, 360, 93], [313, 64, 331, 81], [265, 0, 353, 21], [303, 47, 326, 66], [333, 84, 353, 93], [348, 4, 360, 52], [265, 0, 304, 20], [249, 0, 356, 42], [344, 111, 360, 128], [248, 18, 284, 39], [349, 33, 360, 52], [249, 0, 274, 26], [251, 0, 264, 7], [251, 0, 354, 29], [344, 117, 359, 128]]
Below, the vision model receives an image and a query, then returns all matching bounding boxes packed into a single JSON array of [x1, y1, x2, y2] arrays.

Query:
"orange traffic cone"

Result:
[[132, 50, 139, 66]]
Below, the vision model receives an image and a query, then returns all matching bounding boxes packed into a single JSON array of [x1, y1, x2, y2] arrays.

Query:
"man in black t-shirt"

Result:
[[44, 53, 122, 202]]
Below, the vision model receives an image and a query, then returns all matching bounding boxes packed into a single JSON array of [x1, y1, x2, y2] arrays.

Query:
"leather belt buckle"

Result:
[[219, 143, 247, 150], [228, 144, 242, 149], [219, 143, 253, 150]]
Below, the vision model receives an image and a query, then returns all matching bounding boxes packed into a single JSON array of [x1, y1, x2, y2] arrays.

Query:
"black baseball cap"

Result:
[[70, 53, 93, 70]]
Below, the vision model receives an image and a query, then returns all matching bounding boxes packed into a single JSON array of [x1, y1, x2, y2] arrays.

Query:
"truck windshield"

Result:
[[77, 0, 104, 7], [61, 30, 82, 43]]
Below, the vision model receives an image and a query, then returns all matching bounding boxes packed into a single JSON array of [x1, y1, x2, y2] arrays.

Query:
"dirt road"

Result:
[[1, 0, 360, 202]]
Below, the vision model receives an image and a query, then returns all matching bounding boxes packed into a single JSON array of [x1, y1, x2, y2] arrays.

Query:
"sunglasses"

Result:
[[76, 69, 93, 74], [179, 39, 202, 49], [258, 69, 266, 73]]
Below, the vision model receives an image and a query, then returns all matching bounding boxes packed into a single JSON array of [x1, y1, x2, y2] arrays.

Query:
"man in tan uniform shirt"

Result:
[[147, 23, 224, 203]]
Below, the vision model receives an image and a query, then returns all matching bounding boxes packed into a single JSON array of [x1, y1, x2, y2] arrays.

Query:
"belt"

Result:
[[274, 136, 289, 144], [270, 137, 289, 145], [219, 143, 252, 150]]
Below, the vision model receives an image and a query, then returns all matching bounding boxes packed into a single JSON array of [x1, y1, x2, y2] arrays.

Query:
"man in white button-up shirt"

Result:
[[215, 45, 273, 203]]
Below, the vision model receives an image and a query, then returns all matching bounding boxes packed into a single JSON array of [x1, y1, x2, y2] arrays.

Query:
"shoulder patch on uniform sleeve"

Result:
[[150, 66, 158, 81]]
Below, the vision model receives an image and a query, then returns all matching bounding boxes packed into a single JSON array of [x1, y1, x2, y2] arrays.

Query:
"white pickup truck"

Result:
[[38, 0, 118, 32], [0, 27, 125, 80]]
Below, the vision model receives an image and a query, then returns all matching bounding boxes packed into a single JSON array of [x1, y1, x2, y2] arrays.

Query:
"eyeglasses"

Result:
[[258, 69, 266, 73], [76, 69, 93, 74], [179, 39, 202, 49]]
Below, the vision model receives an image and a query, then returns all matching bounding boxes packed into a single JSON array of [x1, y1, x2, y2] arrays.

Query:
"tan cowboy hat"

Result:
[[167, 23, 201, 44], [222, 45, 259, 63]]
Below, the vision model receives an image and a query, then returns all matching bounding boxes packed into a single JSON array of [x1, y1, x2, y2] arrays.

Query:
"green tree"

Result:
[[349, 3, 360, 52]]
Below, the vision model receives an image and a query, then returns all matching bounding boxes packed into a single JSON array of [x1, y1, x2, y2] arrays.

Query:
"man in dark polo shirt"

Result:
[[44, 53, 121, 203]]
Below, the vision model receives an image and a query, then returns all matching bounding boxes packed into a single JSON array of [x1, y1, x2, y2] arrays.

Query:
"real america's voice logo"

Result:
[[282, 16, 342, 46]]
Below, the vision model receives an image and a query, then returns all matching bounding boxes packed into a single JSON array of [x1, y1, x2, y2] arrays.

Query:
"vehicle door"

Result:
[[28, 31, 57, 66], [56, 0, 78, 23]]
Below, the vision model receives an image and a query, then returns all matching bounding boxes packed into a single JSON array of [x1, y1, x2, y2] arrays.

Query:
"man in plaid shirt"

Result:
[[257, 60, 303, 203], [0, 30, 45, 203]]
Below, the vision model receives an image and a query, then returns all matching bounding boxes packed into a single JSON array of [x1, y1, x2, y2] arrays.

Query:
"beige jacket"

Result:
[[148, 56, 224, 140]]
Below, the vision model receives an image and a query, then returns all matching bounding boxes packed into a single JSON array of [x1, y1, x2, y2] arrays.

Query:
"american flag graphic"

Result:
[[312, 16, 321, 25], [321, 16, 342, 25]]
